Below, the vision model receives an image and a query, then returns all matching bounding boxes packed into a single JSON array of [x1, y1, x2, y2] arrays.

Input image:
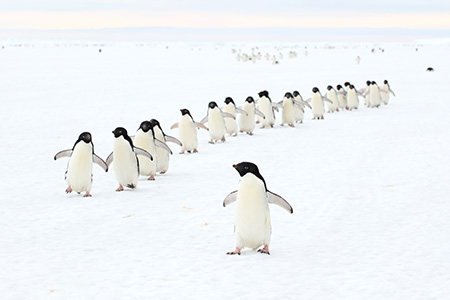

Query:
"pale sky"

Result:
[[1, 0, 450, 30]]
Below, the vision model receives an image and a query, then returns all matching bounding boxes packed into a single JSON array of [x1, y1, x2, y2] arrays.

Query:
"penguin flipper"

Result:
[[93, 154, 108, 172], [165, 135, 182, 146], [106, 152, 114, 167], [54, 149, 72, 160], [323, 97, 333, 104], [303, 101, 312, 109], [254, 108, 266, 119], [267, 191, 293, 214], [390, 89, 396, 96], [134, 147, 153, 161], [222, 112, 236, 119], [272, 102, 283, 108], [170, 123, 179, 129], [195, 122, 209, 131], [200, 116, 208, 124], [305, 98, 312, 103], [155, 139, 173, 155], [223, 191, 238, 207], [235, 107, 248, 115], [293, 101, 305, 109]]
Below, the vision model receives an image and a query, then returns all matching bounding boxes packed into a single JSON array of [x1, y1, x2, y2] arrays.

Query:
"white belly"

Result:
[[179, 115, 198, 151], [259, 98, 275, 126], [154, 129, 170, 173], [337, 94, 347, 108], [223, 104, 237, 135], [326, 91, 339, 112], [311, 94, 325, 117], [347, 90, 359, 109], [380, 85, 389, 104], [234, 174, 271, 249], [370, 87, 381, 107], [113, 137, 139, 187], [239, 102, 256, 133], [133, 130, 156, 177], [66, 142, 93, 193], [281, 98, 294, 124], [208, 108, 226, 140]]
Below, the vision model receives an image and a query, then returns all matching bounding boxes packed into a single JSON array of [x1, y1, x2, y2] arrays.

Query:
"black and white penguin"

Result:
[[238, 97, 265, 135], [200, 101, 235, 144], [54, 132, 108, 197], [150, 119, 182, 174], [171, 109, 208, 154], [223, 162, 293, 255], [106, 127, 153, 191]]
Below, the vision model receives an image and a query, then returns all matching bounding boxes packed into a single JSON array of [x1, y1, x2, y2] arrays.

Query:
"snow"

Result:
[[1, 41, 450, 299]]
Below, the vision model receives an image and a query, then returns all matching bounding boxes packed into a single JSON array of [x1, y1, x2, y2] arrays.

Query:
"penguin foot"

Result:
[[193, 149, 198, 153], [179, 150, 185, 154], [83, 192, 92, 197], [127, 184, 136, 189], [227, 248, 241, 255], [320, 116, 324, 120], [248, 132, 253, 136], [221, 136, 226, 142], [239, 130, 244, 133], [160, 171, 167, 174], [258, 245, 270, 255], [255, 120, 260, 124], [65, 187, 73, 194], [116, 185, 124, 192], [289, 124, 294, 127], [232, 133, 237, 137], [148, 175, 155, 181]]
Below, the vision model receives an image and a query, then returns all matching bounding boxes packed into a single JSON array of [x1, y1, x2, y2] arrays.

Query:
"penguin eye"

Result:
[[244, 166, 249, 170]]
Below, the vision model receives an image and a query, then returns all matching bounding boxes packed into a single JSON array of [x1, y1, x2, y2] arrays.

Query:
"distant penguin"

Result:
[[54, 132, 108, 197], [171, 109, 208, 154], [359, 80, 372, 107], [336, 84, 348, 110], [239, 97, 265, 135], [150, 119, 182, 174], [257, 90, 276, 128], [426, 67, 434, 72], [307, 87, 333, 120], [325, 85, 339, 113], [106, 127, 153, 191], [380, 80, 395, 105], [293, 91, 310, 123], [346, 85, 359, 110], [369, 81, 382, 108], [200, 101, 235, 144], [223, 162, 293, 255], [223, 97, 247, 136]]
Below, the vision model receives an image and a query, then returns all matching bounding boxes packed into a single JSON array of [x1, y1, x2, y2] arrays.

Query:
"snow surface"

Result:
[[1, 41, 449, 299]]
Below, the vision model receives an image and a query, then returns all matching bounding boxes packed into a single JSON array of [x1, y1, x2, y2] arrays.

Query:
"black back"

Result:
[[233, 161, 267, 191]]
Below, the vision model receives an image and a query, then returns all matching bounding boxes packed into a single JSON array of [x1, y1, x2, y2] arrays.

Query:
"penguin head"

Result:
[[344, 82, 350, 87], [371, 81, 377, 85], [233, 162, 267, 190], [384, 79, 388, 84], [349, 84, 355, 90], [245, 96, 255, 103], [224, 97, 235, 105], [366, 80, 371, 86], [112, 127, 128, 138], [293, 90, 300, 97], [258, 90, 269, 98], [78, 132, 92, 144], [284, 92, 293, 99], [312, 87, 320, 93], [336, 84, 343, 90], [208, 101, 218, 109], [180, 108, 194, 121], [150, 119, 164, 134], [138, 120, 153, 133], [327, 85, 333, 91]]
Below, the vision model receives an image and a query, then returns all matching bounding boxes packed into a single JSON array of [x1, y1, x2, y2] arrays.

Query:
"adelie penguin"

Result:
[[200, 101, 235, 144], [171, 109, 208, 154], [278, 92, 304, 127], [336, 84, 348, 110], [325, 86, 339, 113], [106, 127, 153, 191], [293, 90, 311, 123], [222, 97, 247, 136], [54, 132, 108, 197], [306, 87, 333, 120], [380, 80, 395, 105], [133, 121, 172, 180], [223, 162, 293, 255], [257, 90, 276, 128], [238, 97, 265, 135], [150, 119, 182, 174]]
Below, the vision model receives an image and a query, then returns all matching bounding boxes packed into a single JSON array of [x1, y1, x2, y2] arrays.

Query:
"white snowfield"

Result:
[[0, 41, 449, 299]]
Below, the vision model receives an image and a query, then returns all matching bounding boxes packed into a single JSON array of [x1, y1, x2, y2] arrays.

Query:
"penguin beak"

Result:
[[232, 164, 237, 168]]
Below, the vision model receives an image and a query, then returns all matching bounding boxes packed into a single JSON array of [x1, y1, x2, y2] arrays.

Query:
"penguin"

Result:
[[368, 81, 382, 108], [336, 84, 348, 110], [293, 91, 311, 123], [257, 90, 276, 128], [200, 101, 235, 144], [238, 97, 265, 135], [133, 121, 172, 180], [222, 97, 247, 136], [359, 80, 372, 107], [346, 85, 360, 110], [325, 86, 339, 113], [106, 127, 153, 191], [150, 119, 182, 174], [171, 109, 208, 154], [306, 87, 333, 120], [380, 80, 395, 105], [223, 162, 293, 255], [54, 132, 108, 197], [279, 92, 303, 127]]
